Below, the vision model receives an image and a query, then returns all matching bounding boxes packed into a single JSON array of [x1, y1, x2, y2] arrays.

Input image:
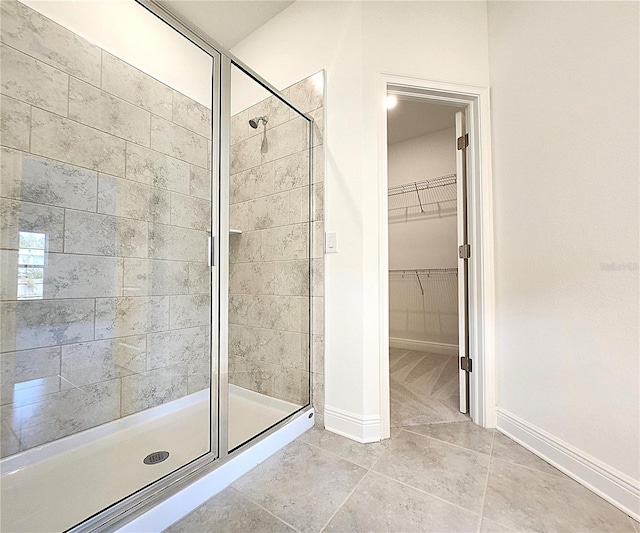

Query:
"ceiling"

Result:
[[387, 99, 460, 145], [159, 0, 295, 50]]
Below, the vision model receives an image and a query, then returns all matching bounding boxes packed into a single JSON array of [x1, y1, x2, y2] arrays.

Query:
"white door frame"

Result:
[[378, 73, 496, 437]]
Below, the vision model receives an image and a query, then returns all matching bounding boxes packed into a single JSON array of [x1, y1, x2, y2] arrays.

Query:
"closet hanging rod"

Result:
[[387, 174, 456, 197]]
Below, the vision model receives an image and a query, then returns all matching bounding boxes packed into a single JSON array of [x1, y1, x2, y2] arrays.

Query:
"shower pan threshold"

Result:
[[0, 386, 311, 533]]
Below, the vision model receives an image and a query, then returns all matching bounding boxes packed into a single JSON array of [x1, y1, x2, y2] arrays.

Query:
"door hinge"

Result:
[[459, 244, 471, 259], [457, 133, 469, 150], [460, 357, 472, 372]]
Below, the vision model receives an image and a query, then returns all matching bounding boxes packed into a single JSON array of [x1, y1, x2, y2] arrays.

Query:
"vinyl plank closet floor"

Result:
[[390, 348, 468, 427], [164, 423, 639, 533]]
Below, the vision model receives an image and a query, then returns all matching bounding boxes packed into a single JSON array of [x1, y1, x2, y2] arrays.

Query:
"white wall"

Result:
[[231, 1, 490, 437], [488, 0, 639, 485], [21, 0, 212, 106], [388, 127, 457, 269]]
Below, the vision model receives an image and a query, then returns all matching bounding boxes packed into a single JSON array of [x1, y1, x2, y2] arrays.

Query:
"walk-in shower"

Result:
[[0, 1, 315, 530]]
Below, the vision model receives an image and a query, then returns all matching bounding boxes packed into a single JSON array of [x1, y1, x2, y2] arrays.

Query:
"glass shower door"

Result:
[[0, 1, 217, 530], [224, 63, 312, 451]]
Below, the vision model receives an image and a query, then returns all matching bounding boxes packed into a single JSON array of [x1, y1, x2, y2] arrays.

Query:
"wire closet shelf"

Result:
[[389, 268, 457, 295], [388, 174, 456, 214]]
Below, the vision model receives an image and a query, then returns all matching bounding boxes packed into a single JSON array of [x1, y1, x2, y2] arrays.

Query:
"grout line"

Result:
[[401, 426, 493, 457], [489, 453, 568, 481], [296, 438, 374, 471], [370, 469, 483, 521], [477, 430, 496, 532], [232, 488, 302, 533], [318, 468, 369, 532]]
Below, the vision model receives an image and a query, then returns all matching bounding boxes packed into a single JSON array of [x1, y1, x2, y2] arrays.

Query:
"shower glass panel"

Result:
[[227, 64, 311, 450], [0, 1, 215, 531]]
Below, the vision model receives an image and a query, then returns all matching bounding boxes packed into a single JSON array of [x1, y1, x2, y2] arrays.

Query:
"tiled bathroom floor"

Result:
[[165, 423, 638, 533], [165, 351, 638, 532]]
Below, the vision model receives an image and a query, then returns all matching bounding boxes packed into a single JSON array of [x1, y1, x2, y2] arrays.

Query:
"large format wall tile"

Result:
[[42, 253, 123, 299], [274, 150, 309, 193], [229, 262, 275, 295], [0, 198, 65, 252], [95, 296, 169, 339], [169, 294, 211, 329], [64, 210, 148, 257], [231, 109, 250, 146], [230, 134, 262, 175], [0, 0, 101, 86], [0, 299, 95, 352], [0, 43, 68, 115], [288, 73, 324, 115], [61, 336, 146, 387], [147, 326, 206, 370], [274, 366, 308, 404], [31, 108, 126, 176], [0, 250, 19, 301], [0, 346, 61, 405], [101, 52, 172, 120], [188, 262, 211, 295], [229, 231, 262, 264], [231, 162, 275, 204], [0, 94, 30, 151], [0, 147, 22, 197], [121, 364, 187, 416], [173, 91, 211, 140], [18, 379, 121, 449], [274, 260, 310, 296], [125, 143, 191, 195], [0, 406, 20, 456], [170, 192, 211, 231], [98, 174, 170, 224], [148, 223, 207, 262], [261, 117, 309, 164], [261, 224, 308, 261], [190, 165, 211, 200], [69, 78, 151, 147], [123, 258, 189, 296], [150, 115, 208, 168], [14, 155, 99, 211]]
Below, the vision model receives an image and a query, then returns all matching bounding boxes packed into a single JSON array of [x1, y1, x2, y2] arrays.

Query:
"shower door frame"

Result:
[[68, 2, 314, 531]]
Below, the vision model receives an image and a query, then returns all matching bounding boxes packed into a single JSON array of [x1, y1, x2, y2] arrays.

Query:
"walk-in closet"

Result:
[[386, 99, 468, 427]]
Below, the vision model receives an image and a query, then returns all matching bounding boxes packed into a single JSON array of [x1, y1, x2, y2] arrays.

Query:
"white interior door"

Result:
[[456, 111, 470, 414]]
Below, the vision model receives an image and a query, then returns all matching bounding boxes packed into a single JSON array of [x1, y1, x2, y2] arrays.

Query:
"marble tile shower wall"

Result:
[[0, 0, 212, 458], [229, 73, 324, 423]]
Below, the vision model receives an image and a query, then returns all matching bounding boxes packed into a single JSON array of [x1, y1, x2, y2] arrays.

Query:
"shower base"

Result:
[[0, 385, 303, 533]]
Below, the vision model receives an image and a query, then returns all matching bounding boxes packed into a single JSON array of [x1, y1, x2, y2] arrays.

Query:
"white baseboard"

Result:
[[324, 405, 381, 443], [117, 408, 314, 532], [496, 408, 640, 521], [389, 337, 458, 356]]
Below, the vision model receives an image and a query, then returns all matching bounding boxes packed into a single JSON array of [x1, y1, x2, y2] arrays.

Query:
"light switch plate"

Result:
[[325, 232, 337, 253]]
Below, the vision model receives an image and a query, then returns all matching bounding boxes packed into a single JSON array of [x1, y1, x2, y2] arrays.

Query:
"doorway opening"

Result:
[[378, 77, 496, 438], [386, 97, 469, 427]]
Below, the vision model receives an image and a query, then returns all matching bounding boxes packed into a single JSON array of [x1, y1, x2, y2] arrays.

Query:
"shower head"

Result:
[[249, 115, 268, 129]]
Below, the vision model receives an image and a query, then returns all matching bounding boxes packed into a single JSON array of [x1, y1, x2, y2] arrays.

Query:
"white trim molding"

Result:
[[378, 73, 496, 436], [324, 405, 381, 443], [497, 407, 640, 521], [389, 337, 458, 357]]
